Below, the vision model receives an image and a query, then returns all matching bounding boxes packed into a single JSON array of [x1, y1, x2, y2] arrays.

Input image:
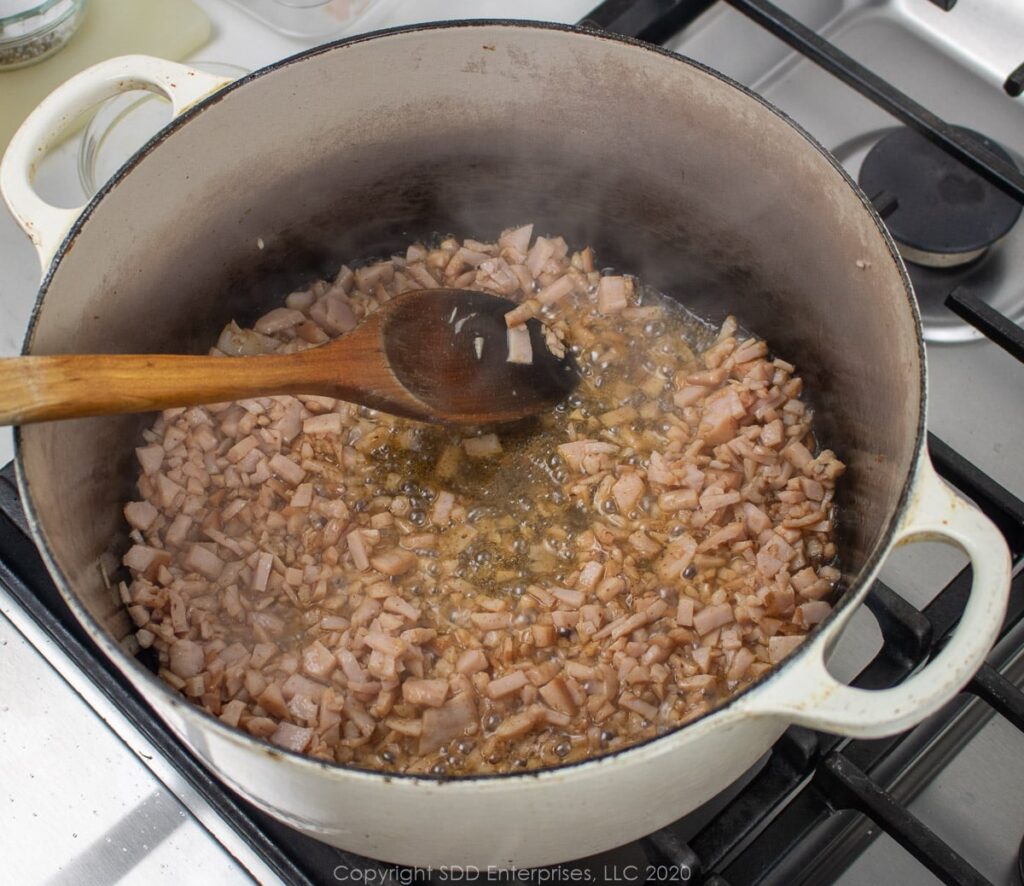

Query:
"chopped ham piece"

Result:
[[370, 548, 417, 577], [795, 601, 832, 627], [499, 223, 533, 254], [269, 722, 313, 753], [506, 324, 533, 364], [782, 441, 814, 470], [612, 472, 644, 514], [169, 640, 205, 678], [486, 670, 529, 699], [255, 307, 305, 334], [676, 597, 695, 627], [596, 276, 629, 314], [251, 551, 273, 592], [693, 603, 734, 636], [558, 440, 618, 475], [346, 529, 370, 571], [183, 544, 224, 580], [123, 500, 158, 531], [135, 444, 164, 476], [419, 691, 478, 754], [456, 649, 489, 675], [536, 275, 574, 306], [268, 453, 305, 486], [463, 434, 502, 458], [303, 413, 343, 435], [302, 641, 337, 680], [494, 705, 544, 739], [769, 634, 805, 663], [403, 679, 448, 708]]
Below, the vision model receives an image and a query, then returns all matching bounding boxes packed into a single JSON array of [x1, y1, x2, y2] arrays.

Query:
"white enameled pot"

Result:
[[0, 22, 1012, 869]]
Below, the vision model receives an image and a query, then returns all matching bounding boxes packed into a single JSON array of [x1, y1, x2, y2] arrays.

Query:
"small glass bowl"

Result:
[[0, 0, 87, 71], [221, 0, 383, 40]]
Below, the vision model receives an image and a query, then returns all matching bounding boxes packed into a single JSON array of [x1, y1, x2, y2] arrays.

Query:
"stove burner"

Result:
[[858, 126, 1022, 268]]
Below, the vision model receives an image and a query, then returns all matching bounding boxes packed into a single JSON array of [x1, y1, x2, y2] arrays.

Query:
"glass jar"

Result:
[[0, 0, 87, 71]]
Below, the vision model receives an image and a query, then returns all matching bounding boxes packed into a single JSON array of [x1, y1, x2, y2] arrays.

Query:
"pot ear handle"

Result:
[[736, 455, 1011, 738], [1, 55, 233, 272]]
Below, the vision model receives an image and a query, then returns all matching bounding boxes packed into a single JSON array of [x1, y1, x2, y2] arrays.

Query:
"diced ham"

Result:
[[506, 324, 533, 364], [124, 500, 158, 531], [168, 640, 204, 678], [268, 453, 305, 486], [539, 677, 577, 715], [419, 691, 478, 754], [370, 548, 417, 577], [494, 705, 545, 739], [698, 522, 745, 552], [456, 649, 489, 675], [655, 534, 697, 581], [552, 587, 585, 609], [693, 603, 733, 636], [251, 551, 273, 592], [699, 388, 744, 446], [726, 647, 756, 681], [302, 641, 337, 680], [619, 692, 659, 721], [183, 544, 224, 580], [795, 601, 832, 627], [536, 275, 574, 306], [346, 529, 370, 571], [136, 444, 164, 476], [676, 597, 695, 627], [499, 223, 533, 254], [303, 413, 343, 435], [269, 722, 313, 753], [782, 441, 814, 470], [402, 679, 449, 708], [612, 472, 644, 514], [471, 611, 512, 631], [596, 276, 628, 314], [123, 545, 170, 577], [464, 434, 502, 458], [486, 670, 529, 699], [255, 307, 305, 334], [526, 237, 555, 277], [557, 440, 618, 475], [364, 631, 407, 657], [658, 488, 698, 511], [769, 634, 805, 663]]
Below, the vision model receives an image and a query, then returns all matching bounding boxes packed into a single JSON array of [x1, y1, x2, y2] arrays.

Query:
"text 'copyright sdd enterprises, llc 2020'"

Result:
[[332, 863, 693, 883]]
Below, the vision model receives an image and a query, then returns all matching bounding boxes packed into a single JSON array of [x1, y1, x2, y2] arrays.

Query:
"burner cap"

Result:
[[858, 126, 1022, 268]]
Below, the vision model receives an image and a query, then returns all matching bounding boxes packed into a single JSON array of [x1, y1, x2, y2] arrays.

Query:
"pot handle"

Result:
[[736, 455, 1011, 738], [1, 55, 233, 272]]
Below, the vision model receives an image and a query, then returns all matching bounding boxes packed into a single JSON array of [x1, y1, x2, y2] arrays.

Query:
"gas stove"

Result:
[[1, 1, 1022, 884]]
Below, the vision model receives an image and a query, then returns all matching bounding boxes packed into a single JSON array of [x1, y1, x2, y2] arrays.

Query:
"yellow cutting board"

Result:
[[0, 0, 211, 153]]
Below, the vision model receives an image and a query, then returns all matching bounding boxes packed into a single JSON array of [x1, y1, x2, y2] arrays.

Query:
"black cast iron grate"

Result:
[[1, 3, 1023, 885]]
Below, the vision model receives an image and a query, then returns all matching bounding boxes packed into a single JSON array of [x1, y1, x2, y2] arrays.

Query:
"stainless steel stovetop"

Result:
[[0, 1, 1021, 884]]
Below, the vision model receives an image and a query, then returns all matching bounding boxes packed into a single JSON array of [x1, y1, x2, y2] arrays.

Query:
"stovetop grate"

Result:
[[2, 2, 1023, 884]]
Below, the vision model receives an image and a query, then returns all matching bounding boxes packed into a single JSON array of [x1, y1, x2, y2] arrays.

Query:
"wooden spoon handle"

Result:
[[0, 353, 327, 425]]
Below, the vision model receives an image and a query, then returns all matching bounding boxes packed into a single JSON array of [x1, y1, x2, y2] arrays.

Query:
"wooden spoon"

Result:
[[0, 289, 579, 426]]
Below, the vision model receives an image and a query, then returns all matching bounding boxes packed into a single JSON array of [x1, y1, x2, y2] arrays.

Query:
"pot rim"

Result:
[[14, 18, 926, 786]]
